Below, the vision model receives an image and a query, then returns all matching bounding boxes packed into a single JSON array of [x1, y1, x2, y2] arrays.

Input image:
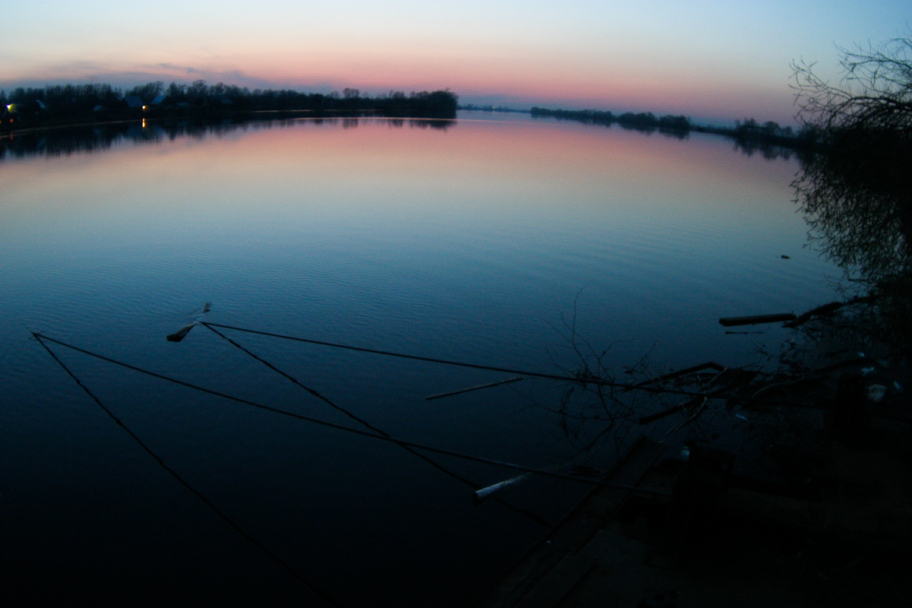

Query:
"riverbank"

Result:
[[475, 340, 912, 607]]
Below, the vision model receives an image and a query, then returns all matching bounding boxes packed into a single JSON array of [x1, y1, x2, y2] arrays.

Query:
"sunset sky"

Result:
[[2, 0, 908, 125]]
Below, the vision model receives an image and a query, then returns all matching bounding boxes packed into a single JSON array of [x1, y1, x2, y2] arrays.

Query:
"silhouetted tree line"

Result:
[[724, 118, 821, 160], [0, 81, 458, 131], [377, 90, 459, 117], [529, 106, 824, 152], [728, 117, 823, 153], [459, 104, 525, 113], [530, 107, 692, 136]]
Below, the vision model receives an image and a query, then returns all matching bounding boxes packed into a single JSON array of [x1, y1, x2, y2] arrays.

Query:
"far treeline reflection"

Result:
[[0, 117, 453, 161]]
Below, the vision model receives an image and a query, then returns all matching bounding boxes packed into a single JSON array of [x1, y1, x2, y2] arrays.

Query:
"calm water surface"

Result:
[[0, 113, 840, 605]]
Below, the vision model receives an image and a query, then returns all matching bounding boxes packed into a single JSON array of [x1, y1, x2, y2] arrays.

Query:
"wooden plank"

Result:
[[719, 313, 796, 327], [514, 554, 598, 608], [719, 312, 797, 327], [476, 437, 666, 608]]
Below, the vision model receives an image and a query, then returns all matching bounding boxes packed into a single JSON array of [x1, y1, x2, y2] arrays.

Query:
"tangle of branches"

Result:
[[792, 36, 912, 133]]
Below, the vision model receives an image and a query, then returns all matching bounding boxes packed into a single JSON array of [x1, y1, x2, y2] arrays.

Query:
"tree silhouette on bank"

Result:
[[792, 36, 912, 348], [1, 81, 458, 130]]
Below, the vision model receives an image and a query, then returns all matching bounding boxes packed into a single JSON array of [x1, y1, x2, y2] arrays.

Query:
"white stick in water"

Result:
[[474, 474, 530, 502]]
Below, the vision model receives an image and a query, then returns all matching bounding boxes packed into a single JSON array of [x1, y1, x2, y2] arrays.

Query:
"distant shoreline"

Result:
[[460, 105, 818, 155], [2, 81, 813, 156], [1, 83, 458, 134]]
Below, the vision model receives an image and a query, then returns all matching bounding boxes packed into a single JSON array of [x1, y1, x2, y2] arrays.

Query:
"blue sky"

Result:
[[2, 1, 908, 124]]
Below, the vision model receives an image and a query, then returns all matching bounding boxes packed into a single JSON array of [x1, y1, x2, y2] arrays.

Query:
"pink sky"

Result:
[[2, 1, 909, 125]]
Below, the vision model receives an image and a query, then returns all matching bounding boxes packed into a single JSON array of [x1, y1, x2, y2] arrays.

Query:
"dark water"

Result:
[[0, 113, 841, 606]]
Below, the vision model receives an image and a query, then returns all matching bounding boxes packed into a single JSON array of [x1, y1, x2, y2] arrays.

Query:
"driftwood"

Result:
[[636, 364, 728, 425], [750, 356, 871, 402], [720, 297, 873, 330], [633, 362, 727, 388], [719, 313, 797, 327], [783, 296, 872, 328]]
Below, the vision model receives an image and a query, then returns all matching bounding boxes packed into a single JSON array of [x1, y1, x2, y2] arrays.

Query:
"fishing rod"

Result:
[[32, 332, 343, 607], [199, 321, 771, 404], [33, 331, 671, 498], [198, 321, 554, 526]]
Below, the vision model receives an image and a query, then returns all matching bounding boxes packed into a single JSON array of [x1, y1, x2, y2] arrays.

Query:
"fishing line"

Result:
[[32, 332, 343, 608], [33, 332, 670, 497], [199, 321, 770, 404], [200, 322, 553, 527]]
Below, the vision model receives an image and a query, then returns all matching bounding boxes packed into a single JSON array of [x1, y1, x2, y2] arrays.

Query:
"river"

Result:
[[0, 112, 842, 606]]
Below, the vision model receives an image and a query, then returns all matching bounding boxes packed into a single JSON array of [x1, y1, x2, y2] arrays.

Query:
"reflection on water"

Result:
[[793, 127, 912, 344], [732, 138, 805, 161], [0, 114, 844, 606], [0, 116, 455, 162]]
